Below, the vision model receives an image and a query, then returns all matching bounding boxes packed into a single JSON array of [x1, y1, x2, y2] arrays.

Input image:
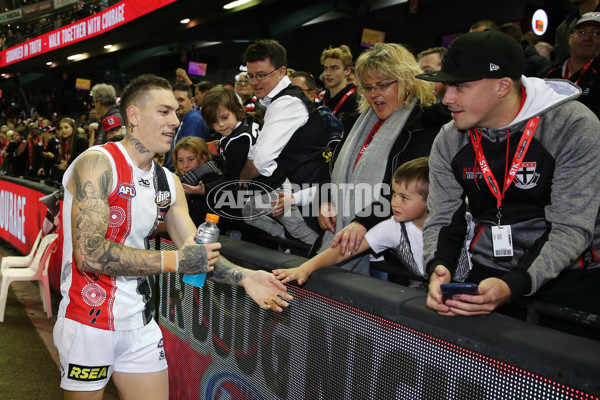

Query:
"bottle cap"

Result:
[[206, 213, 220, 223]]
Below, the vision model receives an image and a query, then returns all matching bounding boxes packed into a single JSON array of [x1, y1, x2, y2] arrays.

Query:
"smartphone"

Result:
[[441, 283, 479, 302]]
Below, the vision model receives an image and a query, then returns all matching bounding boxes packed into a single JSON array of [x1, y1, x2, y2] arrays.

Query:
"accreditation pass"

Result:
[[492, 225, 513, 257]]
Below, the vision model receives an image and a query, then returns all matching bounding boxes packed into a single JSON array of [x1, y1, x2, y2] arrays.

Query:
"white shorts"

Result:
[[53, 317, 168, 391]]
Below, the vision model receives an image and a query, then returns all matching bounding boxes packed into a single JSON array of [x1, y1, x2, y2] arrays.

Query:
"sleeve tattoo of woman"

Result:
[[71, 152, 161, 276]]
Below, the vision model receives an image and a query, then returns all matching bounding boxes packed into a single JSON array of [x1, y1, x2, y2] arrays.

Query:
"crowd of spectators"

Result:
[[1, 9, 599, 341], [0, 110, 91, 183]]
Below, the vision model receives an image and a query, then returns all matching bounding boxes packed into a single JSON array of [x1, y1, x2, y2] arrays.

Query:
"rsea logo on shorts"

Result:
[[68, 363, 109, 381]]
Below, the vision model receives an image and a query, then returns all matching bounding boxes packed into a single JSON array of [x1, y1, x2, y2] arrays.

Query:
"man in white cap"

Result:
[[544, 12, 600, 118], [417, 30, 600, 318], [553, 0, 600, 60]]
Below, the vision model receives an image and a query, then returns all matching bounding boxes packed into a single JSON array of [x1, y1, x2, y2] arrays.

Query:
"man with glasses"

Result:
[[240, 39, 328, 191], [544, 12, 600, 118], [553, 0, 600, 60]]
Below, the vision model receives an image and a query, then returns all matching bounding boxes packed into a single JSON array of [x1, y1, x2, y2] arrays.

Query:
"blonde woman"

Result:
[[317, 42, 450, 277]]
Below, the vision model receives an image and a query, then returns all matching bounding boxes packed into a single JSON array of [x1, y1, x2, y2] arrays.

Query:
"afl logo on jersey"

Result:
[[118, 183, 136, 199], [155, 191, 171, 208]]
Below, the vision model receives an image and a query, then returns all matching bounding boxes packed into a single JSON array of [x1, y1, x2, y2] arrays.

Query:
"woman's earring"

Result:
[[130, 123, 135, 132]]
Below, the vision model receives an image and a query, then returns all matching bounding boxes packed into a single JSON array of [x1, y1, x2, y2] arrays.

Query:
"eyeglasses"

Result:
[[236, 79, 250, 86], [573, 29, 600, 39], [360, 80, 398, 94], [246, 68, 279, 81]]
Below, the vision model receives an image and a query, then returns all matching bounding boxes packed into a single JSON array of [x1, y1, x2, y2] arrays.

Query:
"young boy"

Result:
[[274, 157, 430, 286]]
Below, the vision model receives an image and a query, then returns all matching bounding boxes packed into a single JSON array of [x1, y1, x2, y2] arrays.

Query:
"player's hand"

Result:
[[426, 265, 454, 315], [242, 270, 293, 312], [178, 242, 221, 274], [331, 221, 366, 256], [273, 265, 309, 285], [442, 278, 511, 316], [318, 202, 337, 232]]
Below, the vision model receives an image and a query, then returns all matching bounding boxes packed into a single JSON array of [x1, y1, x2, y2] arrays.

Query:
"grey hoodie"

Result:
[[423, 76, 600, 298]]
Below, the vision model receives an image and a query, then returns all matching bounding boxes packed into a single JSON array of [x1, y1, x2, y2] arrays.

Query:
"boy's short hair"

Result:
[[173, 136, 212, 166], [242, 39, 287, 69], [120, 74, 172, 128], [393, 157, 429, 199], [201, 85, 246, 127]]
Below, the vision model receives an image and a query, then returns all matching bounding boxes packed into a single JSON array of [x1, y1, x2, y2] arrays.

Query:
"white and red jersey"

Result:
[[57, 142, 176, 331]]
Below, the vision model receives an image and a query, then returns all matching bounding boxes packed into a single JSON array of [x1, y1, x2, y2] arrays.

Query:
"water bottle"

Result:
[[182, 213, 220, 288]]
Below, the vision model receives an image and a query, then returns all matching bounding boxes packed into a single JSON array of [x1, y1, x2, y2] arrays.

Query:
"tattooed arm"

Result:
[[152, 167, 292, 311], [207, 256, 292, 312], [68, 151, 218, 276]]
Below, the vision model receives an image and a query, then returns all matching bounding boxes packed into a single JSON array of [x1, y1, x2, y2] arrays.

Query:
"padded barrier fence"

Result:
[[154, 236, 600, 400], [3, 176, 599, 399]]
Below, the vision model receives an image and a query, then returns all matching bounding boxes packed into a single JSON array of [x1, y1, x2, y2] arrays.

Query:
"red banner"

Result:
[[0, 0, 177, 67], [0, 181, 46, 254]]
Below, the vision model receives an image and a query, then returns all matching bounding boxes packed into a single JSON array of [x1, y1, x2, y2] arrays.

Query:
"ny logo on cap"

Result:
[[490, 63, 500, 71]]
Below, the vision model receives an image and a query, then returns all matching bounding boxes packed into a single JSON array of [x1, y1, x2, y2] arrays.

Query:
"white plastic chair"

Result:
[[0, 230, 43, 275], [0, 233, 59, 322]]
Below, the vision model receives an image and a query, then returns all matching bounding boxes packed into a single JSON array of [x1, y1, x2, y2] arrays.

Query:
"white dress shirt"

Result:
[[247, 75, 309, 177]]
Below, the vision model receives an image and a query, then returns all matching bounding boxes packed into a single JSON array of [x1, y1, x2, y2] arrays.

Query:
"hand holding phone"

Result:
[[441, 283, 478, 302]]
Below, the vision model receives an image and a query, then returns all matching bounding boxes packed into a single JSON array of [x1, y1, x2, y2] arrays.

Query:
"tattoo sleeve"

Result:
[[210, 256, 248, 285], [177, 245, 209, 274], [72, 152, 162, 276]]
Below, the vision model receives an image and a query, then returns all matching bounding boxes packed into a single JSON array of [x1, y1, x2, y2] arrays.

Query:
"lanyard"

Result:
[[63, 139, 70, 162], [331, 88, 356, 115], [469, 115, 541, 223], [354, 120, 382, 170], [563, 58, 594, 85]]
